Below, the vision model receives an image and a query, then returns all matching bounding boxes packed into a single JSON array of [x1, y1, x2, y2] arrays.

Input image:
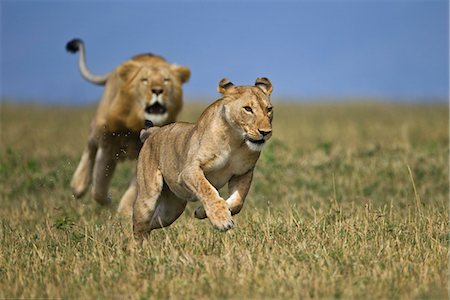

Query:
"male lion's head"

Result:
[[219, 77, 274, 152], [118, 54, 190, 126]]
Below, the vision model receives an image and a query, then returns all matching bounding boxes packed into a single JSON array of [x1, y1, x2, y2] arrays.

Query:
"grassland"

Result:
[[0, 101, 448, 299]]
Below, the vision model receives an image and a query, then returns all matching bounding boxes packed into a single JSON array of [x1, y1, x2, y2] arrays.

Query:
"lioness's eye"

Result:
[[267, 106, 273, 113], [163, 77, 171, 84], [243, 106, 253, 113], [141, 79, 149, 85]]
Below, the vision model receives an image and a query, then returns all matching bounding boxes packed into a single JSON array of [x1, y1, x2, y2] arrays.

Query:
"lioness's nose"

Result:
[[259, 129, 272, 136], [152, 86, 164, 96]]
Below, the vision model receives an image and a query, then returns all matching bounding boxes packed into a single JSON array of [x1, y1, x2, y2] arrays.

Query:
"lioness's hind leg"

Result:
[[149, 187, 187, 230], [70, 138, 98, 199], [133, 168, 163, 238]]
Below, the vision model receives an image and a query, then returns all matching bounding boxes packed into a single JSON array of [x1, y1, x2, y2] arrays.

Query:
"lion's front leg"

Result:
[[91, 147, 117, 205], [181, 166, 234, 231], [117, 176, 137, 217], [194, 170, 253, 219], [70, 136, 98, 199]]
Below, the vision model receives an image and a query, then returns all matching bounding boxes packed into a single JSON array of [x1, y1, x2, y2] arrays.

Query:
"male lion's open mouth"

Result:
[[145, 102, 167, 115], [144, 102, 169, 126]]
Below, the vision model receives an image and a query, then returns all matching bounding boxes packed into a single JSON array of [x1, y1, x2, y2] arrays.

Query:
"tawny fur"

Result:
[[68, 39, 190, 213], [133, 78, 274, 238]]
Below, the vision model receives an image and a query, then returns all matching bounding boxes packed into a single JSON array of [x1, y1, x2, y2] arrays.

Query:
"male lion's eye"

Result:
[[243, 106, 253, 113], [267, 106, 273, 113], [141, 79, 149, 85], [163, 78, 171, 84]]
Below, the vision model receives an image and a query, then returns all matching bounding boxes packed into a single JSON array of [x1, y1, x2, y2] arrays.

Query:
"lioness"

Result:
[[134, 77, 273, 237], [66, 38, 190, 214]]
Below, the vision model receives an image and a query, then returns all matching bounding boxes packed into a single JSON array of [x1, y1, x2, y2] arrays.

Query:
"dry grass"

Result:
[[0, 101, 448, 299]]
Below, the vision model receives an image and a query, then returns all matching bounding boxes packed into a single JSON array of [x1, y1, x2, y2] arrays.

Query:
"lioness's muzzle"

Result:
[[246, 137, 265, 145]]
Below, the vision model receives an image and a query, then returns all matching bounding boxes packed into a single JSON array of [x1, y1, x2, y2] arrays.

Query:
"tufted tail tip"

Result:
[[66, 38, 83, 53]]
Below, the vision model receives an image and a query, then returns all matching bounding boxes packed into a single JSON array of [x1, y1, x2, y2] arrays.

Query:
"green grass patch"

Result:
[[0, 102, 448, 299]]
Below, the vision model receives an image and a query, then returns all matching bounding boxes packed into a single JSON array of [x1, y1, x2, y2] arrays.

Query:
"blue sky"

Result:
[[1, 1, 448, 104]]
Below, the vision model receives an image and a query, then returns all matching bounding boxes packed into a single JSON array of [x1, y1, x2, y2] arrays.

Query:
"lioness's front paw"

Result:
[[207, 205, 234, 231]]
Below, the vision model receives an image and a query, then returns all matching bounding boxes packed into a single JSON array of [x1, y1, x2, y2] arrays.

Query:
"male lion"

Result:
[[134, 77, 273, 237], [66, 38, 190, 214]]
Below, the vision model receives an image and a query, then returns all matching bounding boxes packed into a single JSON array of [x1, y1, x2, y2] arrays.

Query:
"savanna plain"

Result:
[[0, 101, 448, 299]]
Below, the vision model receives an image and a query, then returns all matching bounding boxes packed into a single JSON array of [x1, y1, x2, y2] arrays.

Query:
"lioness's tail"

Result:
[[140, 120, 155, 142], [66, 38, 110, 86]]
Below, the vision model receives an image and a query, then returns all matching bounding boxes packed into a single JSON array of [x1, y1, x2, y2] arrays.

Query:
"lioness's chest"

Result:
[[203, 148, 257, 189]]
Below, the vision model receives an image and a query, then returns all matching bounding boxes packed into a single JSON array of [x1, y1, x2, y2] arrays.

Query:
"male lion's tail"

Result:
[[140, 120, 155, 143], [66, 38, 110, 86]]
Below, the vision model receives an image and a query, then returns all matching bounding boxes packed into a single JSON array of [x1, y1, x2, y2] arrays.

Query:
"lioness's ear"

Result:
[[218, 78, 235, 94], [255, 77, 273, 95], [171, 65, 191, 83]]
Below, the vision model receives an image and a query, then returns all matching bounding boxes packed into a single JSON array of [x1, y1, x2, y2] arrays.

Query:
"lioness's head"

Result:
[[118, 54, 190, 126], [219, 77, 274, 152]]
